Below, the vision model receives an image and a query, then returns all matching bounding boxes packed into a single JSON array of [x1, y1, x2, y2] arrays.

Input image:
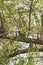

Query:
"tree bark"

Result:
[[41, 13, 43, 40], [0, 34, 43, 45], [8, 47, 43, 58]]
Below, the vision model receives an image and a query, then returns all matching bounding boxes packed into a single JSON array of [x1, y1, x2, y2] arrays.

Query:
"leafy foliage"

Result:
[[0, 0, 43, 65]]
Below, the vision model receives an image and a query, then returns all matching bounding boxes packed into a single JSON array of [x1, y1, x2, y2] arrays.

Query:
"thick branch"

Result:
[[14, 37, 43, 45], [0, 34, 43, 45], [9, 47, 43, 58], [9, 48, 29, 57]]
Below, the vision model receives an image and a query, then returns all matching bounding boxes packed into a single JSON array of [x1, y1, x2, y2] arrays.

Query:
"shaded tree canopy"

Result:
[[0, 0, 43, 65]]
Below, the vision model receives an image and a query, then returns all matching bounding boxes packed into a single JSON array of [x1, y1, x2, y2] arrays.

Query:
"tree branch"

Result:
[[8, 47, 43, 58], [9, 48, 29, 57], [0, 33, 43, 45]]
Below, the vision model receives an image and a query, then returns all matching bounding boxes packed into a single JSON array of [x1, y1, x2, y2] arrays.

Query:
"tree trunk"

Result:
[[41, 13, 43, 40]]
